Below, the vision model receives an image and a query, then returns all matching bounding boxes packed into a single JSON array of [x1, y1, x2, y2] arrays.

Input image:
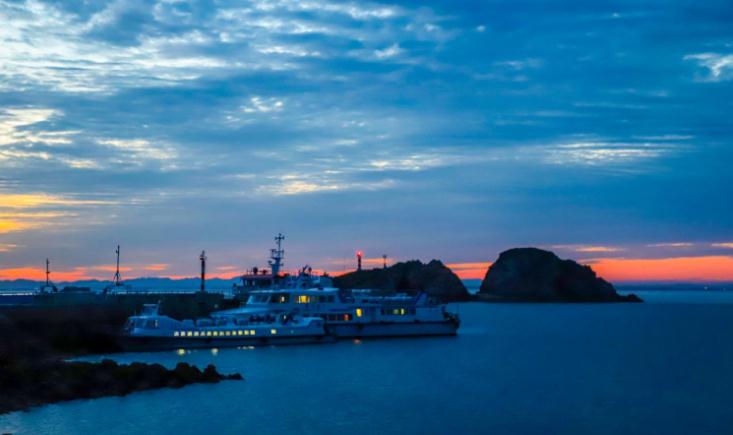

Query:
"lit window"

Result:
[[226, 330, 231, 336], [250, 329, 256, 335], [187, 331, 193, 337], [213, 331, 219, 336], [271, 329, 277, 335], [238, 330, 243, 336], [194, 331, 199, 337], [297, 295, 310, 303], [400, 308, 406, 315], [174, 331, 180, 337], [207, 331, 212, 336], [343, 314, 352, 321], [356, 308, 363, 317], [244, 330, 250, 336]]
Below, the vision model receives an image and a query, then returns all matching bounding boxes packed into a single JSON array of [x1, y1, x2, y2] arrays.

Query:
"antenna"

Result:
[[42, 258, 56, 293], [383, 254, 387, 269], [113, 245, 122, 286], [46, 258, 50, 287], [357, 251, 363, 271], [268, 233, 285, 277], [200, 250, 207, 293]]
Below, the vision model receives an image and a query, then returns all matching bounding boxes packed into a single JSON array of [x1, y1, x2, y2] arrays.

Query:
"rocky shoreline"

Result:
[[0, 358, 242, 415], [0, 306, 242, 416]]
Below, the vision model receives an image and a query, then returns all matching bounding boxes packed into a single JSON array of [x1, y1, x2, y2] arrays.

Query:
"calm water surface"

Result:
[[2, 291, 733, 435]]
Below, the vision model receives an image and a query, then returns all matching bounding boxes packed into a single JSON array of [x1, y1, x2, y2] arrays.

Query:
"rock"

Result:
[[0, 314, 243, 415], [333, 260, 470, 302], [479, 248, 642, 302], [0, 357, 243, 415]]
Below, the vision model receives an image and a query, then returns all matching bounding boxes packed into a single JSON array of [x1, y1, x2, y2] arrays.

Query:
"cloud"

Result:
[[646, 242, 694, 248], [0, 193, 113, 209], [0, 107, 70, 145], [711, 242, 733, 249], [551, 244, 623, 253], [0, 243, 18, 252], [0, 0, 452, 94], [542, 140, 681, 166], [374, 44, 402, 59], [257, 174, 396, 196], [685, 53, 733, 82], [97, 138, 178, 168], [241, 96, 285, 114]]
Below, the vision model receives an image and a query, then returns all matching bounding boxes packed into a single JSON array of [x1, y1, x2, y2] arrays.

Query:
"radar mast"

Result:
[[268, 233, 285, 277]]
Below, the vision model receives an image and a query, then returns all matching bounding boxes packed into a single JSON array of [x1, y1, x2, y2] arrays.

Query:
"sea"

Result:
[[2, 290, 733, 435]]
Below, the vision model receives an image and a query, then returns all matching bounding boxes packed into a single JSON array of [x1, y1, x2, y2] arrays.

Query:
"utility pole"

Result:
[[45, 258, 50, 287], [200, 250, 207, 293]]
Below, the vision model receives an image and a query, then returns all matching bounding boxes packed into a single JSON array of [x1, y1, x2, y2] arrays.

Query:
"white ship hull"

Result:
[[120, 333, 333, 351]]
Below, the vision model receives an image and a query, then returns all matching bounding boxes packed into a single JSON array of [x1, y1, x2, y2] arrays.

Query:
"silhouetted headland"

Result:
[[334, 259, 470, 302], [478, 248, 642, 302]]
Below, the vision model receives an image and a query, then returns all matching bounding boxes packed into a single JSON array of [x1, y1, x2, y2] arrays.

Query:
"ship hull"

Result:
[[330, 320, 459, 338], [119, 334, 334, 351]]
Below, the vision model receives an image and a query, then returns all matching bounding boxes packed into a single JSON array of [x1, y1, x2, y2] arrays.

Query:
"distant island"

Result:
[[334, 259, 470, 302], [478, 247, 642, 302]]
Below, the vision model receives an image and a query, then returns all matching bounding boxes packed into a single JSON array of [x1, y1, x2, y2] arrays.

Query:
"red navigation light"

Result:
[[356, 251, 363, 257]]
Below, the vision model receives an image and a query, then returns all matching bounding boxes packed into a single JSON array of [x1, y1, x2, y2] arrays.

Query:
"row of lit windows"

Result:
[[380, 308, 415, 316], [296, 295, 337, 304], [316, 313, 353, 322], [173, 329, 273, 337]]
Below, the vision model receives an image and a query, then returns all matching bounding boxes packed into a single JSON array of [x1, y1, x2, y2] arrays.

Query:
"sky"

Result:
[[1, 0, 732, 283]]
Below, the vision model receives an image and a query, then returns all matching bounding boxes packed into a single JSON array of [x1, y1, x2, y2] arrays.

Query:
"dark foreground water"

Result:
[[3, 291, 733, 435]]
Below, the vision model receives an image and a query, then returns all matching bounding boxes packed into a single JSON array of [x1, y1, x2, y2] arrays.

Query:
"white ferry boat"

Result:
[[216, 288, 460, 338], [121, 304, 332, 351]]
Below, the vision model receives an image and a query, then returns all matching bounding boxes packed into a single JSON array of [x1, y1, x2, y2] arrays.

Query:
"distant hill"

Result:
[[334, 260, 470, 302], [479, 248, 642, 302], [0, 277, 240, 293]]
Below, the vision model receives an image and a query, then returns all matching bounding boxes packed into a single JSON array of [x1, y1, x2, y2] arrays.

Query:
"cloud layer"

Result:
[[1, 0, 732, 279]]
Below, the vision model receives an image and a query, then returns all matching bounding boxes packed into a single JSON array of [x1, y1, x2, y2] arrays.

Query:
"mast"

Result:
[[357, 251, 363, 271], [268, 233, 284, 277], [383, 254, 387, 269], [200, 250, 207, 293]]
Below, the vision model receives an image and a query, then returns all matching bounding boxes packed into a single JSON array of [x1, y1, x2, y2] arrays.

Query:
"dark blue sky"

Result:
[[1, 0, 732, 280]]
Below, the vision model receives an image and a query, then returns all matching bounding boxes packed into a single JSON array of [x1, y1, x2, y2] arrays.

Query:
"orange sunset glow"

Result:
[[446, 256, 733, 282], [447, 262, 493, 280], [586, 256, 733, 282]]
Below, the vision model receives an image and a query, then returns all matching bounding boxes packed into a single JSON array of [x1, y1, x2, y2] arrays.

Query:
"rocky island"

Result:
[[334, 259, 470, 302], [478, 248, 642, 302]]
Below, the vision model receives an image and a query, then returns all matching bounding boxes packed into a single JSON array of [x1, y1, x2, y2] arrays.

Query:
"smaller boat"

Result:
[[121, 304, 332, 351]]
